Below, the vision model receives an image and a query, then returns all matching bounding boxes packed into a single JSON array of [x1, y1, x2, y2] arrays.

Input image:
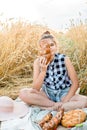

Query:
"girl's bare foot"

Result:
[[52, 102, 63, 111]]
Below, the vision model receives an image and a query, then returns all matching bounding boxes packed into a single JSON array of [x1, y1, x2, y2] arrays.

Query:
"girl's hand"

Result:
[[39, 56, 49, 72], [53, 102, 63, 111]]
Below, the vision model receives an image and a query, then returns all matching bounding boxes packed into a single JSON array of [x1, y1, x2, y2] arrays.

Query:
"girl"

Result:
[[19, 31, 87, 111]]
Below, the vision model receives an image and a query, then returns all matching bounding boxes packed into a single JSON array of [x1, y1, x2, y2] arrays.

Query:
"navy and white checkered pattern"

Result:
[[43, 53, 72, 90]]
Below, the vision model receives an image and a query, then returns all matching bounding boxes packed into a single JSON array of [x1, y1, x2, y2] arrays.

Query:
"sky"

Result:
[[0, 0, 87, 31]]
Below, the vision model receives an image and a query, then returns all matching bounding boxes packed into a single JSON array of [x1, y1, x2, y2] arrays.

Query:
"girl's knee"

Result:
[[19, 88, 32, 102], [80, 96, 87, 108], [84, 97, 87, 107]]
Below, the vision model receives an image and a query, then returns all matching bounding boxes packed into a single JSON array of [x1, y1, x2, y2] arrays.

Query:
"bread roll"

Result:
[[39, 44, 52, 64], [42, 108, 64, 130], [38, 112, 53, 128], [61, 109, 86, 127]]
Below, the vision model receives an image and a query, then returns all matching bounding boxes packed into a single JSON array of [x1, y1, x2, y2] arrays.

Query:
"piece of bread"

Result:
[[61, 109, 86, 127], [38, 112, 53, 128], [42, 108, 64, 130], [39, 44, 52, 64]]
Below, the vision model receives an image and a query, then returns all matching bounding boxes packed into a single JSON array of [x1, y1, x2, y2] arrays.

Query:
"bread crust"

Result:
[[38, 108, 64, 130], [39, 44, 52, 64], [61, 109, 86, 127]]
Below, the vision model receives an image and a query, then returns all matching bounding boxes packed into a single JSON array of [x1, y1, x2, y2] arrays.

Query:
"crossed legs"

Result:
[[19, 88, 62, 110], [19, 88, 87, 111]]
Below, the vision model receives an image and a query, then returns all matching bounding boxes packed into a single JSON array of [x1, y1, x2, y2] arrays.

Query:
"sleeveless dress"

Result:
[[42, 53, 72, 102]]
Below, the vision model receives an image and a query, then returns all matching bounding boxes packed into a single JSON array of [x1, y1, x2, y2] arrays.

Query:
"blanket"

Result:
[[0, 99, 87, 130]]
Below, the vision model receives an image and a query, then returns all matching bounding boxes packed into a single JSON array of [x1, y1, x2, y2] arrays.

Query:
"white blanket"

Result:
[[0, 106, 43, 130], [0, 99, 87, 130]]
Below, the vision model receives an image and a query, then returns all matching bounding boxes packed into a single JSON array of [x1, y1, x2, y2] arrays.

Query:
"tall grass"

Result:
[[0, 19, 58, 98], [0, 18, 86, 98]]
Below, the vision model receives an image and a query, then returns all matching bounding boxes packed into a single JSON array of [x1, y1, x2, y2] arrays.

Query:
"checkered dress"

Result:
[[43, 53, 72, 90]]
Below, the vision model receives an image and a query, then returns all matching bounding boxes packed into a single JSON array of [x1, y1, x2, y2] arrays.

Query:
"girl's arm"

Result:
[[62, 57, 79, 102], [32, 57, 48, 91]]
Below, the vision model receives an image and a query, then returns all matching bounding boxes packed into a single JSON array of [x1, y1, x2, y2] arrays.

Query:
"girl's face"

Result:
[[39, 38, 57, 55]]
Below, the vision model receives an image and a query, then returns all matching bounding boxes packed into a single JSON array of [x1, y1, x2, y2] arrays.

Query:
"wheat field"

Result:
[[0, 19, 87, 99]]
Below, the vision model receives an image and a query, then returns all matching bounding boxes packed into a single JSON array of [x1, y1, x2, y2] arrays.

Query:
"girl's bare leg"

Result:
[[19, 88, 54, 107], [19, 89, 87, 111], [39, 102, 62, 111], [62, 94, 87, 111]]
